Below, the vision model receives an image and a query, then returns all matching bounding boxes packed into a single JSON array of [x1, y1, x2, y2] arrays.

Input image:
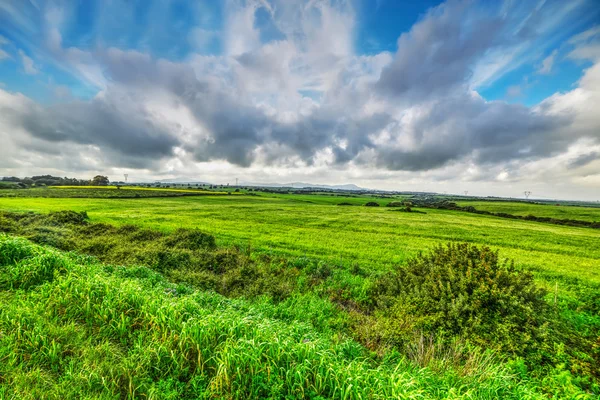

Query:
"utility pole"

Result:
[[464, 191, 468, 196], [236, 178, 238, 186], [124, 174, 128, 183], [524, 191, 531, 199]]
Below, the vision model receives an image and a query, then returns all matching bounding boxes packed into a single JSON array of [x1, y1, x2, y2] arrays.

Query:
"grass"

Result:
[[49, 185, 218, 193], [1, 190, 599, 397], [0, 187, 230, 198], [456, 200, 600, 222], [0, 235, 570, 399], [0, 195, 597, 287]]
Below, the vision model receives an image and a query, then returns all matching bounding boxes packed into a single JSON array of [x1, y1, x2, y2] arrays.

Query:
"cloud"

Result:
[[374, 1, 507, 102], [568, 25, 600, 62], [1, 0, 600, 200], [18, 49, 38, 74], [506, 85, 522, 98], [568, 151, 598, 169], [537, 49, 558, 74], [0, 86, 181, 169], [0, 35, 10, 60]]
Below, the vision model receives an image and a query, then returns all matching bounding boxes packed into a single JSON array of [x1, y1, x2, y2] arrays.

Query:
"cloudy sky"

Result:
[[1, 0, 599, 200]]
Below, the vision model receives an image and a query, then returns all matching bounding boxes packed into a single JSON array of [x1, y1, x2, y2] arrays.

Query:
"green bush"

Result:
[[372, 243, 550, 357], [386, 201, 404, 207], [46, 210, 88, 225], [163, 228, 216, 250], [364, 202, 379, 207]]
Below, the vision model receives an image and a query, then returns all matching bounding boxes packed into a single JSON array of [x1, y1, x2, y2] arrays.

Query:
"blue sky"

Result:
[[1, 0, 600, 200]]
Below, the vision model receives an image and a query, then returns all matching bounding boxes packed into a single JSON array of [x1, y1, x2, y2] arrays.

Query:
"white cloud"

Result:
[[18, 49, 38, 74], [537, 49, 558, 74], [505, 85, 522, 98], [0, 35, 10, 60]]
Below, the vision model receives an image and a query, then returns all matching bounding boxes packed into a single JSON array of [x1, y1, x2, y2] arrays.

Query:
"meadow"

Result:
[[0, 194, 597, 285], [0, 186, 229, 198], [456, 200, 600, 222], [0, 189, 599, 398]]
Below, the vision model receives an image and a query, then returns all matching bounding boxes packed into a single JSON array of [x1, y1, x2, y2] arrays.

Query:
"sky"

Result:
[[0, 0, 599, 200]]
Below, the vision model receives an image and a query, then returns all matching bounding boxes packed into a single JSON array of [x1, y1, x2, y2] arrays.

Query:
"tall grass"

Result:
[[0, 235, 555, 399], [1, 210, 599, 397]]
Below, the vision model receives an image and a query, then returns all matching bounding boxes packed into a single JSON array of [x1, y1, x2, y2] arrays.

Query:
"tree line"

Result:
[[1, 175, 110, 188]]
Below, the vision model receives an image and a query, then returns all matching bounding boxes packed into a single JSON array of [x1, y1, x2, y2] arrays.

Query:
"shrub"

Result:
[[372, 243, 550, 357], [0, 215, 18, 232], [337, 202, 353, 206], [163, 228, 216, 251], [364, 202, 379, 207], [386, 201, 404, 207], [46, 211, 88, 225]]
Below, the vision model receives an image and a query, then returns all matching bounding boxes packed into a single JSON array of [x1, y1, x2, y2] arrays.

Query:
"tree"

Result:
[[91, 175, 110, 186]]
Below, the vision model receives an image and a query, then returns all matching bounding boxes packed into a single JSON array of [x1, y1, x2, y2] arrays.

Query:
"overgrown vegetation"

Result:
[[0, 236, 556, 399], [1, 209, 599, 397]]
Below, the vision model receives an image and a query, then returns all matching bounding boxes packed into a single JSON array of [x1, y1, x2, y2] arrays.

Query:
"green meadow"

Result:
[[1, 189, 599, 398], [0, 194, 598, 285], [456, 200, 600, 222]]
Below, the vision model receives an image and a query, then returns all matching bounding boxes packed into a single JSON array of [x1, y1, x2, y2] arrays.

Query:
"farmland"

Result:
[[456, 200, 600, 222], [1, 189, 599, 398], [0, 186, 229, 198], [0, 194, 598, 284]]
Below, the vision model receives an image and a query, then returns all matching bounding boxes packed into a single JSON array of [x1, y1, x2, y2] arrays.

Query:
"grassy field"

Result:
[[0, 186, 229, 198], [1, 190, 599, 398], [0, 194, 597, 286], [0, 236, 555, 399], [456, 200, 600, 222]]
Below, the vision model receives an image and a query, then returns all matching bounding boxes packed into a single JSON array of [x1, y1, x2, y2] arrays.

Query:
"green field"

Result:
[[0, 186, 229, 198], [0, 236, 554, 399], [1, 190, 599, 398], [457, 200, 600, 222], [0, 194, 598, 285]]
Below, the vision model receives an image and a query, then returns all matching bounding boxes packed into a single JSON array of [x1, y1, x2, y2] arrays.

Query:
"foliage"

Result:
[[90, 175, 110, 186], [1, 175, 90, 187], [0, 236, 554, 399], [371, 243, 550, 357], [365, 201, 380, 207], [1, 191, 600, 396], [386, 201, 404, 207]]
